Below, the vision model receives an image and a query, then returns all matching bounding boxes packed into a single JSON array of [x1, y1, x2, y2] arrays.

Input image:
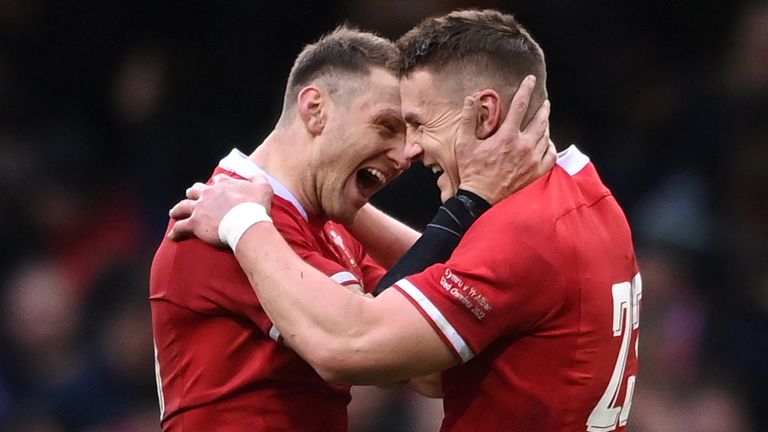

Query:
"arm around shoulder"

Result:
[[233, 222, 457, 385]]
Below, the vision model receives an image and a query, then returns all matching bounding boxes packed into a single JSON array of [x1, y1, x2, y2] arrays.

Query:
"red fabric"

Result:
[[400, 160, 640, 432], [150, 165, 385, 431]]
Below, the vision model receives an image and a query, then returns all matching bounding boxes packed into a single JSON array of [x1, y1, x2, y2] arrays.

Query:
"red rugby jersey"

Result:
[[150, 149, 385, 431], [396, 146, 640, 432]]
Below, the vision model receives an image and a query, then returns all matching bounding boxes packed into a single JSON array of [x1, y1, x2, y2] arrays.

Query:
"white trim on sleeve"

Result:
[[395, 278, 474, 363], [330, 271, 360, 286]]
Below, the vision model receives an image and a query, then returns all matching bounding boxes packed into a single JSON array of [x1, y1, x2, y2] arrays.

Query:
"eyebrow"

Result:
[[373, 108, 406, 131], [403, 112, 422, 126], [373, 107, 404, 122]]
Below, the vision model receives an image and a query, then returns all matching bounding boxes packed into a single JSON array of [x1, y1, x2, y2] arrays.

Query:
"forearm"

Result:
[[233, 222, 451, 384], [347, 204, 420, 267], [234, 223, 367, 366]]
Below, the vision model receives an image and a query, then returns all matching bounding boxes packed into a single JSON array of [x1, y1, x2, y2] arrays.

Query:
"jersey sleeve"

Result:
[[393, 214, 566, 363]]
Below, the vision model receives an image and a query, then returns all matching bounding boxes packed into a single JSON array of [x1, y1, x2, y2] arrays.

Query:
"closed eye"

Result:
[[376, 117, 405, 137], [404, 113, 422, 129]]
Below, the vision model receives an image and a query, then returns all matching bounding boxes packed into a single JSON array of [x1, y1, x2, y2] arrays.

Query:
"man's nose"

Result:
[[403, 140, 423, 163], [388, 146, 411, 171]]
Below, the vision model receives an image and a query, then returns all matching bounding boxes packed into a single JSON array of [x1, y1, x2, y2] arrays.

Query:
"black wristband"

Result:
[[372, 191, 491, 296], [455, 189, 491, 219]]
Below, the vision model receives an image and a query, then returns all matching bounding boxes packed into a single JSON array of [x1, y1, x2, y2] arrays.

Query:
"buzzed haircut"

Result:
[[280, 25, 399, 115], [396, 9, 547, 122]]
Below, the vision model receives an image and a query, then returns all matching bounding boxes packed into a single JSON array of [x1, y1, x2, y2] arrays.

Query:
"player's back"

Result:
[[438, 146, 640, 431]]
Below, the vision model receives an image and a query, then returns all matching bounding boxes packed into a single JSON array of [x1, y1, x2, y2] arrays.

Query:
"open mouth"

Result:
[[356, 167, 387, 197]]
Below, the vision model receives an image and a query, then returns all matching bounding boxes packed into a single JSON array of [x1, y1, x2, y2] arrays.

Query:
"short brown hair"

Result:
[[397, 9, 547, 122], [281, 25, 399, 114]]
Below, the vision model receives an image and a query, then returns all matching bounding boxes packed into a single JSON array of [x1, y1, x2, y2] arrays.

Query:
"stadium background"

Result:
[[1, 0, 766, 430]]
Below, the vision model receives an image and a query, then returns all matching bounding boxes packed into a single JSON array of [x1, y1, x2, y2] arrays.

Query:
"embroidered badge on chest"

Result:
[[324, 225, 362, 279]]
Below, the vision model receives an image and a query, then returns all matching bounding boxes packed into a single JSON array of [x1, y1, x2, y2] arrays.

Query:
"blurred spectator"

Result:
[[1, 259, 88, 429]]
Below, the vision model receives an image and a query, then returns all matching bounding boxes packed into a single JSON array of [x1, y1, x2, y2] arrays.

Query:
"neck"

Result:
[[248, 124, 320, 216]]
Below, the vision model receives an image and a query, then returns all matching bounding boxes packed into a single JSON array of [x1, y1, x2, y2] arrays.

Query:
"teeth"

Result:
[[431, 165, 443, 175], [365, 168, 386, 184]]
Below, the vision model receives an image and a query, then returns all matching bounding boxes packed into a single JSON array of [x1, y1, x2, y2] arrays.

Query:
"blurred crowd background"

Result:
[[1, 1, 766, 431]]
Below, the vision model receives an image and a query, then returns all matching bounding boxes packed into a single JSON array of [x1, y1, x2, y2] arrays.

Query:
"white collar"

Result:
[[218, 149, 308, 220], [556, 145, 590, 176]]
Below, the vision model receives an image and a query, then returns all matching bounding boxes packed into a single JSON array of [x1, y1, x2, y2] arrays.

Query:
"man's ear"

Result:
[[473, 89, 502, 139], [297, 86, 326, 136]]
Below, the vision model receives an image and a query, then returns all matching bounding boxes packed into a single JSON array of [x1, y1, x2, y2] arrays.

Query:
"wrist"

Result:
[[218, 202, 273, 252], [456, 181, 495, 204], [455, 189, 492, 218]]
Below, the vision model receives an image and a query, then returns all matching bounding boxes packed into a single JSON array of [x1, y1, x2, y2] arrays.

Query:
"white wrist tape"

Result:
[[218, 202, 272, 252]]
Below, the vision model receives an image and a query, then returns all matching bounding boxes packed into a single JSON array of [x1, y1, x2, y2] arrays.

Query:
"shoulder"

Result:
[[467, 174, 556, 245], [453, 170, 582, 275], [153, 227, 243, 280], [484, 160, 610, 230], [269, 196, 315, 243], [149, 226, 249, 308]]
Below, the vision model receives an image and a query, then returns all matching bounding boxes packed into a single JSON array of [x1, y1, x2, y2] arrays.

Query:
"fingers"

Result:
[[455, 97, 480, 151], [524, 99, 551, 176], [186, 182, 209, 199], [498, 75, 537, 134], [460, 96, 478, 125], [537, 135, 557, 175], [529, 120, 551, 162], [168, 218, 194, 241], [524, 99, 550, 140], [169, 199, 195, 220]]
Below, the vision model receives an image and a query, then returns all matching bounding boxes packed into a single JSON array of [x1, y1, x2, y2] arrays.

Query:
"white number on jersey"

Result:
[[586, 273, 641, 431]]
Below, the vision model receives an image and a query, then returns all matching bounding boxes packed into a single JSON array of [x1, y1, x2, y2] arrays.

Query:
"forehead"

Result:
[[349, 67, 402, 114], [399, 69, 454, 119]]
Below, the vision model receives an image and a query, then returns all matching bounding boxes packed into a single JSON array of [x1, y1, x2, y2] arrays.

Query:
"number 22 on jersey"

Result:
[[587, 273, 641, 431]]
